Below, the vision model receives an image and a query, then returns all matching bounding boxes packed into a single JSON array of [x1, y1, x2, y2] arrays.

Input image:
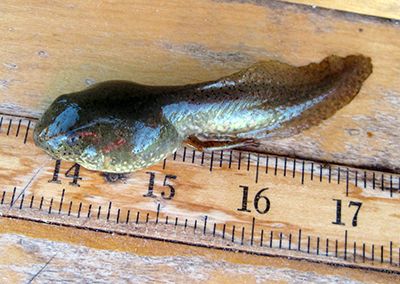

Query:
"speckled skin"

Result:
[[34, 55, 372, 173]]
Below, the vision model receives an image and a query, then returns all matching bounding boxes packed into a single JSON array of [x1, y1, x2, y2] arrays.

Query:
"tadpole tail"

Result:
[[242, 54, 373, 139]]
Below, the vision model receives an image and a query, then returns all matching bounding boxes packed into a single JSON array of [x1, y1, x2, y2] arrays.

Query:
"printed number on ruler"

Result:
[[49, 160, 82, 186]]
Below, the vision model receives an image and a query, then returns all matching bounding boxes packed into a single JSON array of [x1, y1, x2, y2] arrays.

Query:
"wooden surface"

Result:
[[0, 115, 399, 282], [283, 0, 400, 20], [1, 0, 400, 283], [1, 0, 400, 172], [1, 218, 398, 283], [1, 218, 399, 284]]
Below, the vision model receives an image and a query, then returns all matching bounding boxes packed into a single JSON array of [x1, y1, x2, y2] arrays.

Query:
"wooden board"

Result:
[[283, 0, 400, 20], [1, 1, 400, 282], [1, 0, 400, 172], [1, 218, 399, 283], [1, 115, 399, 282]]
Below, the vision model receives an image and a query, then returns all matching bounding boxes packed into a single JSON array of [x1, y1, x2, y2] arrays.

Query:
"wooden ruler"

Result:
[[0, 114, 399, 274]]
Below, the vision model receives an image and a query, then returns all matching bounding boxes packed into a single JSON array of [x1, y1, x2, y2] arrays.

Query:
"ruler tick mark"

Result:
[[353, 242, 357, 262], [283, 157, 287, 176], [310, 162, 314, 181], [135, 212, 140, 224], [10, 187, 16, 207], [298, 229, 302, 251], [156, 203, 160, 224], [319, 165, 322, 182], [260, 229, 264, 247], [209, 151, 214, 172], [87, 204, 92, 218], [372, 244, 375, 262], [116, 208, 120, 223], [29, 195, 34, 208], [19, 194, 24, 209], [77, 202, 82, 218], [292, 159, 296, 178], [191, 150, 196, 163], [59, 189, 65, 214], [269, 231, 273, 248], [15, 119, 21, 137], [97, 206, 101, 219], [247, 153, 251, 171], [335, 240, 338, 257], [328, 166, 331, 183], [355, 171, 358, 187], [6, 119, 12, 136], [107, 202, 112, 221], [362, 243, 366, 262], [241, 227, 245, 245], [250, 217, 255, 246], [193, 220, 197, 233], [344, 230, 348, 260], [373, 172, 376, 189], [326, 239, 329, 256], [48, 198, 53, 214], [363, 171, 367, 189], [255, 154, 260, 183], [68, 201, 72, 216], [24, 120, 31, 144], [274, 157, 278, 176]]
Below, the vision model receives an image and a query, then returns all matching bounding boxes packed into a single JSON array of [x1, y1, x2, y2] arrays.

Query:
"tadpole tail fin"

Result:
[[238, 54, 373, 140]]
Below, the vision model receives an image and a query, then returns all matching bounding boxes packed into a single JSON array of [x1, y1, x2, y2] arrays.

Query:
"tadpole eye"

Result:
[[67, 135, 80, 146]]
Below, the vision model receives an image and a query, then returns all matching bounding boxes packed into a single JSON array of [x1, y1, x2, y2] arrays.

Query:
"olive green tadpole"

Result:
[[34, 55, 372, 173]]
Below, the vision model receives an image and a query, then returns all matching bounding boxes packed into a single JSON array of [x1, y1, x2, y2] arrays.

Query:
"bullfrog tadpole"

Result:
[[34, 55, 372, 173]]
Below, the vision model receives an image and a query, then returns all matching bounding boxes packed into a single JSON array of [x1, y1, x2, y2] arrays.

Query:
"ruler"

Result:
[[0, 114, 399, 274]]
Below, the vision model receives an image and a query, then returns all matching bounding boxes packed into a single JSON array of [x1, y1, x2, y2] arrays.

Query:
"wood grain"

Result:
[[1, 1, 400, 282], [1, 115, 399, 277], [1, 218, 398, 283], [1, 0, 400, 171], [283, 0, 400, 20]]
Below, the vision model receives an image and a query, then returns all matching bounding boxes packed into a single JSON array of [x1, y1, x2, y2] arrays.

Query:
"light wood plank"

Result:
[[282, 0, 400, 20], [1, 0, 400, 172], [0, 116, 399, 275], [1, 218, 399, 283]]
